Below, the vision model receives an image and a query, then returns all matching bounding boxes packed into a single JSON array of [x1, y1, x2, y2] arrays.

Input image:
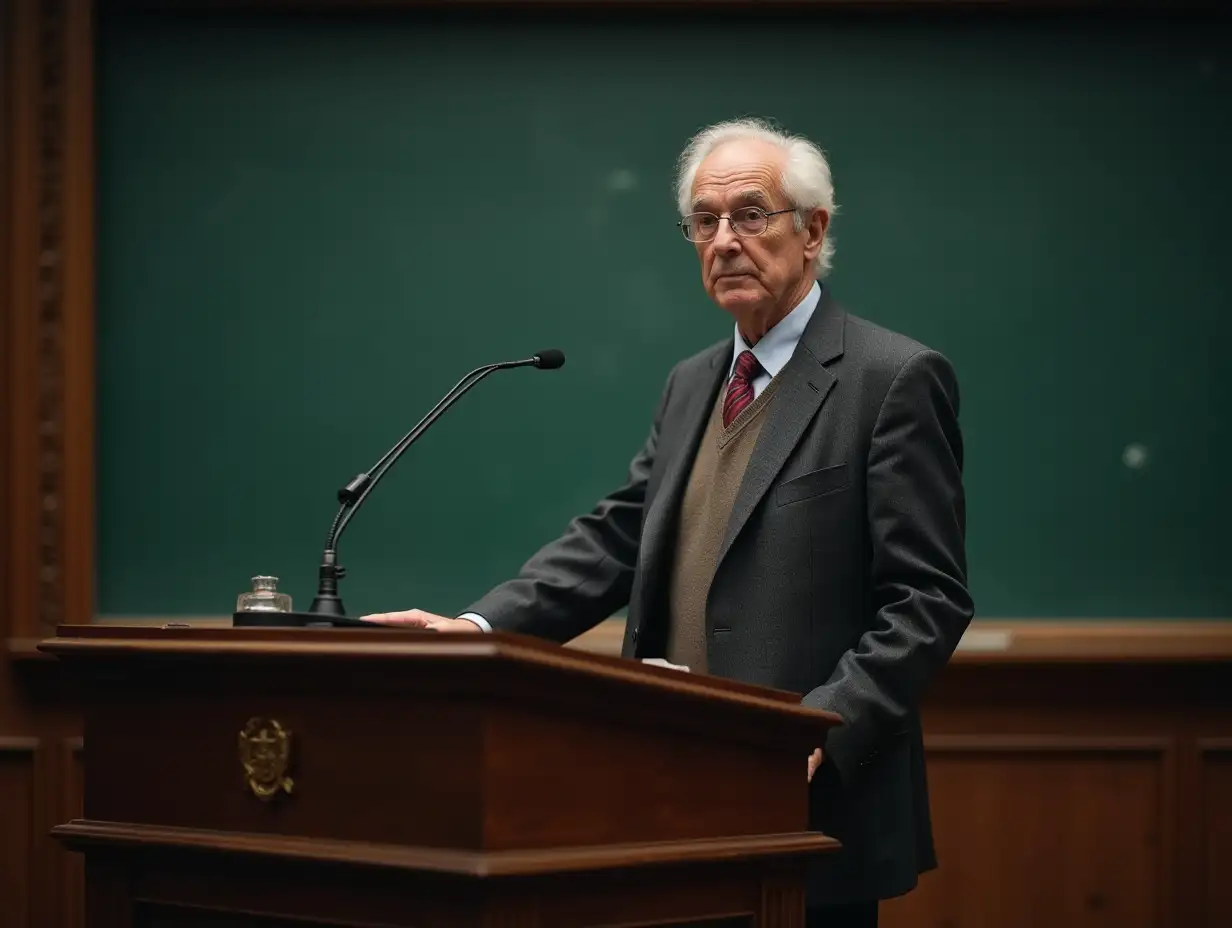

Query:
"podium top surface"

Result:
[[40, 624, 842, 736]]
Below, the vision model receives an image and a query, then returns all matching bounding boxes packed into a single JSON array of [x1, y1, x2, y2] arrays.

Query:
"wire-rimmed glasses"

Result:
[[678, 206, 796, 243]]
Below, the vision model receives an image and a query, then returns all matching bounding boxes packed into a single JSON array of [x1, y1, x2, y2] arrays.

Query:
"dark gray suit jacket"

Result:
[[467, 287, 974, 905]]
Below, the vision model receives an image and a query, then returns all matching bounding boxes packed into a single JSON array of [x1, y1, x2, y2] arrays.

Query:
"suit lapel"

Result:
[[637, 342, 729, 592], [717, 289, 846, 568]]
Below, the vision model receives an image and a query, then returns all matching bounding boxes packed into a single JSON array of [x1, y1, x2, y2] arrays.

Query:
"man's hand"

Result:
[[361, 609, 482, 633], [807, 747, 824, 783]]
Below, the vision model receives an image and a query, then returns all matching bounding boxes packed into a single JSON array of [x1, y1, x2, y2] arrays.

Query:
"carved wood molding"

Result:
[[3, 0, 93, 646], [36, 0, 68, 638]]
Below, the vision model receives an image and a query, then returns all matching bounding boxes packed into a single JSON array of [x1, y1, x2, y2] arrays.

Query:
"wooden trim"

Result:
[[3, 0, 94, 644], [947, 620, 1232, 664], [28, 0, 64, 637], [0, 0, 10, 643], [63, 617, 1232, 666], [568, 618, 1232, 663], [95, 0, 1230, 12], [36, 625, 844, 728], [0, 736, 41, 752], [1197, 737, 1232, 928], [32, 730, 63, 928], [52, 821, 838, 876], [60, 736, 85, 928], [7, 636, 59, 658], [1161, 730, 1180, 928], [923, 734, 1174, 753], [5, 0, 42, 644], [60, 0, 95, 635]]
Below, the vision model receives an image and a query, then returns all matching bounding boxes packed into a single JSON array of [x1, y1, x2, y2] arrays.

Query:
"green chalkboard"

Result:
[[96, 9, 1232, 620]]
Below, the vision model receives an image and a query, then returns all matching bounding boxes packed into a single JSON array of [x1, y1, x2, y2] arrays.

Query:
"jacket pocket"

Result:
[[774, 463, 850, 507]]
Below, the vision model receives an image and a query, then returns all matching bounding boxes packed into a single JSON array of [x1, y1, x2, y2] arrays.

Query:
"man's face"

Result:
[[688, 139, 827, 335]]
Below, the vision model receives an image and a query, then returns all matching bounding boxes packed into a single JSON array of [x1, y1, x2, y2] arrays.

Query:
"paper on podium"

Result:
[[641, 658, 690, 672]]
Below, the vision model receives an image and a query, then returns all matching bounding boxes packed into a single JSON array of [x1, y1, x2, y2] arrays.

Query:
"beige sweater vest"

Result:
[[665, 376, 780, 673]]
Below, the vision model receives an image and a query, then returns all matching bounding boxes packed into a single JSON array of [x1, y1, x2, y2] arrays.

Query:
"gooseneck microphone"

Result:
[[305, 349, 565, 618]]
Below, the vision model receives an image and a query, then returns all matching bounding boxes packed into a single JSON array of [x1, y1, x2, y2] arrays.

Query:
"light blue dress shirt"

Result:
[[728, 281, 821, 399], [459, 281, 823, 633]]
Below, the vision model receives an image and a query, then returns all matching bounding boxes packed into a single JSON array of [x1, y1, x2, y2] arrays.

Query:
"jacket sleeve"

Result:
[[462, 366, 677, 643], [802, 348, 974, 780]]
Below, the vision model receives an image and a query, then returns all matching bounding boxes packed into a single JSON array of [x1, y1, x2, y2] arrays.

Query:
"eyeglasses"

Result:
[[678, 206, 796, 243]]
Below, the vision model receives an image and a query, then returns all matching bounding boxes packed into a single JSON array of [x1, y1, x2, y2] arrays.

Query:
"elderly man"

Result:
[[367, 117, 974, 928]]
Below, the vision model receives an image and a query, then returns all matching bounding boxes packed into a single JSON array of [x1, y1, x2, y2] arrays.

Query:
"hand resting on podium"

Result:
[[362, 609, 481, 633]]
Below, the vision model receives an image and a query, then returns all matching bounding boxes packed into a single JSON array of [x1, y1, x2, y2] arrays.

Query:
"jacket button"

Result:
[[631, 626, 640, 643]]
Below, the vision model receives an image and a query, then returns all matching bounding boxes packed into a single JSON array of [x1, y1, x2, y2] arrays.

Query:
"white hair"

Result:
[[674, 117, 838, 279]]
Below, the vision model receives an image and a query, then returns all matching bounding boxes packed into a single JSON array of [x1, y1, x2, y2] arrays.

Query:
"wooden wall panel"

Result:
[[881, 738, 1170, 928], [0, 738, 39, 928], [0, 727, 83, 928], [1200, 740, 1232, 928]]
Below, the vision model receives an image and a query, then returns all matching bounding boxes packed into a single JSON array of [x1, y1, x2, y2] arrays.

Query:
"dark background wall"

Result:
[[93, 8, 1232, 620]]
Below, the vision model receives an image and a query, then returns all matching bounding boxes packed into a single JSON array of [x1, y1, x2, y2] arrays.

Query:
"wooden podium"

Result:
[[41, 625, 842, 928]]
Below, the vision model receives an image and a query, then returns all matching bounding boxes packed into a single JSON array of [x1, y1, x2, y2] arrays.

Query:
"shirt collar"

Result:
[[729, 281, 822, 381]]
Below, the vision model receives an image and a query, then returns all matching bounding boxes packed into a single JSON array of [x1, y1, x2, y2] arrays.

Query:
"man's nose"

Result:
[[712, 219, 742, 255]]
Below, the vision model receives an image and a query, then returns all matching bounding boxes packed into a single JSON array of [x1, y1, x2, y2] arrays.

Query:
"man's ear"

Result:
[[803, 209, 829, 263]]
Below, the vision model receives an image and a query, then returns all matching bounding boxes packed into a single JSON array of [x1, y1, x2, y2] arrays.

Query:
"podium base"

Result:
[[232, 611, 380, 628]]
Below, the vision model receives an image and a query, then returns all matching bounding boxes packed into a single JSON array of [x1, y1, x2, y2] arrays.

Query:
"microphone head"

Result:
[[533, 349, 565, 370]]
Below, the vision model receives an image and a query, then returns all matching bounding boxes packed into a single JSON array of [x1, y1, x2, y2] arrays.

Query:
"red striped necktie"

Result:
[[723, 350, 763, 428]]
